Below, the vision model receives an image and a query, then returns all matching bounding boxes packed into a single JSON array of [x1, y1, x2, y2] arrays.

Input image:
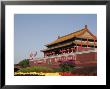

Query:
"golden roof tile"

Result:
[[46, 26, 96, 46]]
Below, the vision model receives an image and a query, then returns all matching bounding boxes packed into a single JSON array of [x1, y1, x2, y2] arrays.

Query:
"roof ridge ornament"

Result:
[[85, 25, 87, 29], [58, 36, 60, 39]]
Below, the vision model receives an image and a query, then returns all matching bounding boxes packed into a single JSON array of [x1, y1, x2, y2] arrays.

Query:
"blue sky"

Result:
[[14, 14, 97, 64]]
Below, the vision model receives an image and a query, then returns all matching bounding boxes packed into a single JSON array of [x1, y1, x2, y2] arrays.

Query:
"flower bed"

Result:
[[14, 71, 96, 76], [14, 72, 60, 76], [59, 72, 95, 76]]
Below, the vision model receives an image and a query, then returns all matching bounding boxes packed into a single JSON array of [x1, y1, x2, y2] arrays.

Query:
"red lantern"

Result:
[[71, 48, 73, 51], [80, 40, 82, 47], [59, 50, 62, 53], [62, 50, 64, 53], [67, 49, 70, 53], [52, 52, 53, 55], [64, 49, 66, 53], [53, 52, 55, 55]]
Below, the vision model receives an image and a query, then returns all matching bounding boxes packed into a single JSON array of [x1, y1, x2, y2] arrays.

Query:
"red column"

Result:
[[94, 38, 96, 48], [74, 46, 76, 52], [67, 49, 69, 53], [62, 49, 64, 54], [60, 50, 63, 54], [50, 52, 52, 56], [80, 39, 82, 50], [64, 49, 66, 53], [76, 43, 78, 51], [87, 38, 88, 48], [53, 51, 55, 55], [71, 48, 74, 52]]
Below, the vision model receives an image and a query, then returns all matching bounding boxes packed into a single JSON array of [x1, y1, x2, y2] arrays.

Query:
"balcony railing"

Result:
[[43, 48, 97, 60]]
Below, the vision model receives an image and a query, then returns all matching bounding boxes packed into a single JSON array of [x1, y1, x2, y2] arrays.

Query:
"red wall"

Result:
[[29, 52, 97, 67], [75, 52, 97, 66]]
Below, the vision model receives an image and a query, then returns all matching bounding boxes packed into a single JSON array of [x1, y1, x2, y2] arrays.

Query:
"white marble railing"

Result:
[[43, 48, 97, 60]]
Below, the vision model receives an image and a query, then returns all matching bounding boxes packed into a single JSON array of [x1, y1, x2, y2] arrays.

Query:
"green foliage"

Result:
[[52, 68, 62, 72], [59, 61, 75, 72], [18, 59, 29, 68], [18, 66, 54, 73]]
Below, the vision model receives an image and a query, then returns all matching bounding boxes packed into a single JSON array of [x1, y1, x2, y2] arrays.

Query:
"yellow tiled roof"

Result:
[[46, 27, 96, 46], [41, 42, 73, 51]]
